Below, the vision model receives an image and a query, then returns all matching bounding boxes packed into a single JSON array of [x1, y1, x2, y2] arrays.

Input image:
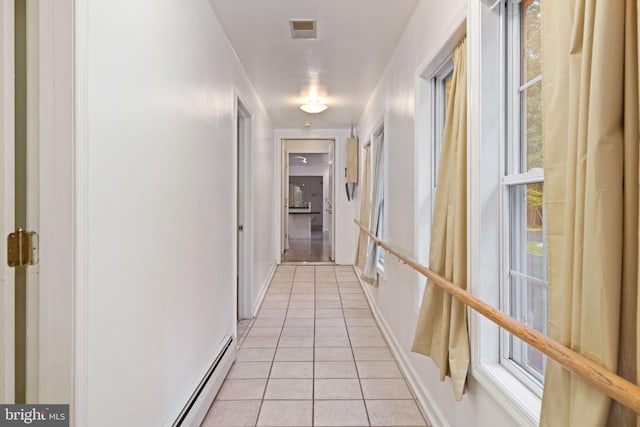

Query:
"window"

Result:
[[501, 0, 547, 393], [377, 199, 385, 268], [432, 58, 454, 191], [374, 129, 385, 271], [362, 124, 385, 281], [417, 56, 454, 307]]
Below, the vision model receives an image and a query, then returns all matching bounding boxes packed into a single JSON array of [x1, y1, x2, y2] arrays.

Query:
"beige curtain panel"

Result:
[[412, 39, 469, 401], [362, 133, 384, 285], [539, 0, 639, 426], [355, 145, 372, 270]]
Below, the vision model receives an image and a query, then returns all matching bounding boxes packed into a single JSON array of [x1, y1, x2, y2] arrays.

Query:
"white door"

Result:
[[236, 113, 243, 319], [0, 0, 16, 403], [327, 142, 334, 261], [236, 100, 252, 320]]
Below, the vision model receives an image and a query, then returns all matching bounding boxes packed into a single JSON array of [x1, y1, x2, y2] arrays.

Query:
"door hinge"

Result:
[[7, 228, 39, 267]]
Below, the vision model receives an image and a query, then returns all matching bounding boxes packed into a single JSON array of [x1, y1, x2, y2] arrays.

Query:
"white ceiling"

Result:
[[209, 0, 421, 129]]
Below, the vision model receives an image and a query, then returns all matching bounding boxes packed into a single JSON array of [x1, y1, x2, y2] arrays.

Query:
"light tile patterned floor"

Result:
[[201, 265, 429, 427]]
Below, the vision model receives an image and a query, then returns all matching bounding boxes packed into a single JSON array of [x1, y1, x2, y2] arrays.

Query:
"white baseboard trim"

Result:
[[252, 262, 277, 317], [167, 336, 236, 427], [354, 267, 451, 427]]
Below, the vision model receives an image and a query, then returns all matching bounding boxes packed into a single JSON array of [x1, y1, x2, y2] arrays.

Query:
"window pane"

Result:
[[376, 133, 384, 268], [521, 0, 541, 82], [509, 183, 547, 281], [521, 81, 543, 172], [377, 199, 384, 267], [509, 276, 548, 335], [508, 183, 548, 381], [433, 69, 453, 188], [509, 277, 547, 380]]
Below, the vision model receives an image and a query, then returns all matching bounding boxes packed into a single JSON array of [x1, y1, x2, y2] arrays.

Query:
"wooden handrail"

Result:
[[354, 219, 640, 414]]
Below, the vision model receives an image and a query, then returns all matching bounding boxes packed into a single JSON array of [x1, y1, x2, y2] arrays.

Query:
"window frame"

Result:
[[499, 0, 547, 396], [373, 127, 385, 275], [431, 58, 454, 195], [414, 55, 455, 310], [468, 0, 544, 424]]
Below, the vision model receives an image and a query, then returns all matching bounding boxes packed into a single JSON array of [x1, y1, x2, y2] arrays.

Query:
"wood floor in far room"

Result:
[[281, 230, 331, 263]]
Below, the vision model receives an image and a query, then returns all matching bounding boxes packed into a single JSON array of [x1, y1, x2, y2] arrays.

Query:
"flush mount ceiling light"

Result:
[[299, 100, 328, 114]]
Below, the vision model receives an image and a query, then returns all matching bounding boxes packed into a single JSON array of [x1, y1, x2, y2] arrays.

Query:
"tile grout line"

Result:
[[350, 265, 429, 427], [209, 265, 427, 426], [253, 265, 296, 427], [340, 266, 373, 427]]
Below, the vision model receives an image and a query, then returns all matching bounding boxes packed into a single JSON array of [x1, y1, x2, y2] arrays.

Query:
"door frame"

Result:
[[281, 144, 289, 252], [277, 136, 337, 263], [1, 0, 75, 409], [327, 143, 335, 262], [234, 91, 254, 321], [35, 0, 75, 406], [75, 0, 91, 422], [0, 0, 16, 404]]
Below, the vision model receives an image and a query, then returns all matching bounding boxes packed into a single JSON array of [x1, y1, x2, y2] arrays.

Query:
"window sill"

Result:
[[472, 362, 541, 427]]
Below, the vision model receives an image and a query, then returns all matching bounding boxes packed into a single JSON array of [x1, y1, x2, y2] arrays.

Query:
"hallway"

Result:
[[202, 265, 428, 426], [0, 0, 591, 425]]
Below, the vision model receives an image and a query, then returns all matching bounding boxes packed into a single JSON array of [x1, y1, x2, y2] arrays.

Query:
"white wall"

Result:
[[81, 0, 275, 425], [356, 1, 520, 426], [248, 107, 278, 316], [275, 130, 357, 265]]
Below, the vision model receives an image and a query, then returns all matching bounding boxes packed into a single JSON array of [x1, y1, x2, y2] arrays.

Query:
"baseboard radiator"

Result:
[[172, 336, 235, 427]]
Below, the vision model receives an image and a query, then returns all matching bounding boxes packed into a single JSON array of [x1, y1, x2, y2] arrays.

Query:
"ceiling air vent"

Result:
[[290, 20, 317, 39]]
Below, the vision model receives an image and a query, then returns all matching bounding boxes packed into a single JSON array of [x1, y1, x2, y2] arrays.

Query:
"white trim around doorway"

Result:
[[274, 129, 352, 265], [234, 90, 255, 322], [75, 0, 90, 424]]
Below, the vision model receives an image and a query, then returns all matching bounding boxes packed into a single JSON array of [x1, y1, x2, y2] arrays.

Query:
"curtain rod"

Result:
[[354, 219, 640, 414]]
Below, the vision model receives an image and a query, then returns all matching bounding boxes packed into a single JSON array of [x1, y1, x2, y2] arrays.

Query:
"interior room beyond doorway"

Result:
[[282, 144, 334, 262]]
